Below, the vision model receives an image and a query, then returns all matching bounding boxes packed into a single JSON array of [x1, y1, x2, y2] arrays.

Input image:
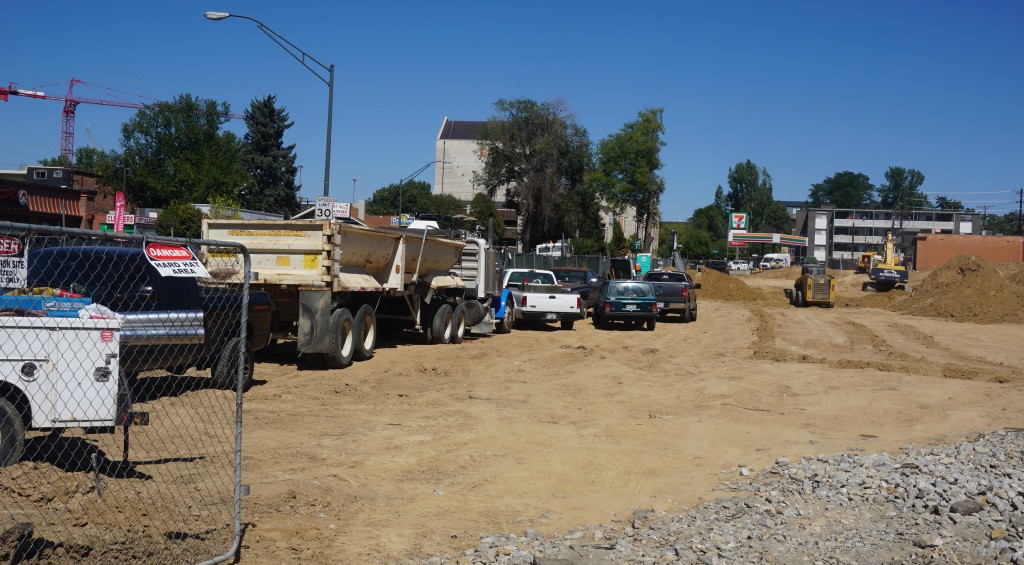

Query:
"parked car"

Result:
[[592, 280, 658, 331], [705, 260, 729, 274], [727, 260, 750, 271], [25, 247, 266, 390], [501, 268, 581, 330], [643, 270, 699, 322], [551, 267, 601, 313]]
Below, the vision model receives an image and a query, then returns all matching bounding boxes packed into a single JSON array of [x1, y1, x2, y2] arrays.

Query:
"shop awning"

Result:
[[29, 192, 82, 216]]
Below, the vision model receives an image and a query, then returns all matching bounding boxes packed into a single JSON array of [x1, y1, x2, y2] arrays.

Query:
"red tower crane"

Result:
[[0, 77, 243, 163]]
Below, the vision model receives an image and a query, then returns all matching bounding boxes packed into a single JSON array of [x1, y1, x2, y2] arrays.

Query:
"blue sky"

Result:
[[2, 1, 1021, 220]]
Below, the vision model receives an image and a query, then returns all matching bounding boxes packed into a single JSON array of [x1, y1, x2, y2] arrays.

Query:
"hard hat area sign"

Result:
[[144, 242, 210, 277], [730, 212, 749, 230]]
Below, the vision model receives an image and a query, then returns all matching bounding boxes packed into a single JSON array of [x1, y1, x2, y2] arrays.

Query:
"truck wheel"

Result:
[[560, 319, 575, 331], [646, 318, 657, 331], [494, 305, 512, 335], [690, 308, 698, 322], [325, 309, 355, 369], [681, 307, 691, 323], [505, 306, 516, 332], [450, 302, 467, 344], [795, 290, 805, 307], [213, 337, 255, 391], [431, 304, 453, 345], [352, 305, 377, 361], [0, 398, 25, 467]]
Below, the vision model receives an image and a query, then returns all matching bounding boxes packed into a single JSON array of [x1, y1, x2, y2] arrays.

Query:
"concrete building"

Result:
[[795, 206, 977, 268]]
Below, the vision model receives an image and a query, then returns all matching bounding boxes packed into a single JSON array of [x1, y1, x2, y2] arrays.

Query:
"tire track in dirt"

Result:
[[750, 308, 1019, 384]]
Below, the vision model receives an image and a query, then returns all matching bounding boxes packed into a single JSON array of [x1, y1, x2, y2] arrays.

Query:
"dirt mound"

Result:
[[750, 266, 802, 279], [694, 268, 774, 302], [892, 255, 1024, 324]]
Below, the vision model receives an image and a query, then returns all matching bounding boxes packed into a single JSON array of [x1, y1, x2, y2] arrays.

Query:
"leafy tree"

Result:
[[686, 204, 728, 257], [468, 193, 503, 236], [725, 160, 789, 233], [679, 225, 716, 260], [591, 108, 666, 249], [430, 193, 463, 216], [240, 95, 300, 217], [656, 221, 687, 258], [570, 236, 605, 256], [808, 171, 876, 208], [609, 220, 629, 256], [119, 93, 247, 208], [209, 193, 243, 219], [155, 201, 204, 239], [878, 166, 930, 210], [476, 98, 593, 250], [365, 180, 433, 216], [934, 195, 964, 211]]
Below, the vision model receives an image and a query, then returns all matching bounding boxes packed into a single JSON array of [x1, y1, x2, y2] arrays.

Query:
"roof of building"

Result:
[[437, 118, 485, 141]]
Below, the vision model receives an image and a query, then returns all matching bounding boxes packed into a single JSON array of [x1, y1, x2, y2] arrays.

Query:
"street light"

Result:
[[204, 10, 335, 198], [398, 160, 450, 218]]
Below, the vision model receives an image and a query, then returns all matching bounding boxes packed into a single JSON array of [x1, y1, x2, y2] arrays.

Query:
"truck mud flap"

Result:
[[298, 290, 331, 354]]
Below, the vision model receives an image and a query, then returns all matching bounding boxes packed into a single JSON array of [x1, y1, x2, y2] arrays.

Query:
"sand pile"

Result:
[[751, 266, 802, 279], [693, 268, 773, 302], [892, 255, 1024, 324]]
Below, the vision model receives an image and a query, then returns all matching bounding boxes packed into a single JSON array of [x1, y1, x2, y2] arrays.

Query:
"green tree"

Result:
[[878, 166, 930, 210], [209, 193, 243, 219], [808, 171, 876, 208], [430, 193, 463, 216], [468, 193, 503, 236], [364, 180, 433, 216], [657, 221, 687, 258], [725, 160, 789, 233], [591, 108, 666, 249], [240, 95, 300, 217], [934, 195, 964, 211], [155, 201, 204, 239], [476, 98, 593, 250], [119, 93, 247, 208], [609, 220, 629, 256]]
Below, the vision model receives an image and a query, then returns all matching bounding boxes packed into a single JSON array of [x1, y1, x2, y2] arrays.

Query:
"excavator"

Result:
[[862, 231, 909, 292]]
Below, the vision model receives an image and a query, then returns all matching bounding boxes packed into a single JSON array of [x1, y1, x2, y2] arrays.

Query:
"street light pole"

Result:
[[397, 160, 450, 218], [204, 11, 334, 198]]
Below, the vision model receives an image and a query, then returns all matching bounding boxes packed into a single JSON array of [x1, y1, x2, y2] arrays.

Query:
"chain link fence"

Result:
[[0, 221, 250, 564]]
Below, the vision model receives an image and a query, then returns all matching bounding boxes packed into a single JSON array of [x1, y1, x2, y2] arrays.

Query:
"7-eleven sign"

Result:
[[730, 212, 749, 230]]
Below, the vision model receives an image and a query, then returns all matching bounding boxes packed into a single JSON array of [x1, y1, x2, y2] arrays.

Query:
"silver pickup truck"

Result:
[[502, 269, 581, 330]]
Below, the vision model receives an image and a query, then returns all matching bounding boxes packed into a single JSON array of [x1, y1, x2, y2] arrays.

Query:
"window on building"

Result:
[[53, 170, 63, 178], [34, 170, 47, 180]]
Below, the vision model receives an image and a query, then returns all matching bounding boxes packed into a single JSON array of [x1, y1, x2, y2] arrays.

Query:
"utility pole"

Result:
[[979, 205, 991, 234], [1018, 188, 1023, 236]]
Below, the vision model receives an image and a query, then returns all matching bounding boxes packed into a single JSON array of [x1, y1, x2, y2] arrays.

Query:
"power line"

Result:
[[923, 190, 1017, 195]]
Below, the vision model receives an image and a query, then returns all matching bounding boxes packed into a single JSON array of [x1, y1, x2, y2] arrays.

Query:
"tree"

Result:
[[877, 166, 930, 210], [725, 160, 789, 233], [808, 171, 876, 208], [592, 108, 666, 249], [119, 93, 247, 208], [687, 204, 728, 257], [364, 180, 433, 216], [469, 193, 503, 236], [155, 201, 204, 239], [476, 98, 593, 250], [240, 95, 300, 217], [609, 220, 629, 256], [934, 195, 964, 211], [430, 193, 463, 216]]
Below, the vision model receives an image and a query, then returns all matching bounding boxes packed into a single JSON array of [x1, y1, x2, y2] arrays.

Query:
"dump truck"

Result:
[[201, 219, 484, 368], [863, 231, 909, 292], [784, 264, 835, 307]]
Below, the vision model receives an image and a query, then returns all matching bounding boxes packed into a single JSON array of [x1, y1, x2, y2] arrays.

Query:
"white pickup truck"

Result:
[[502, 269, 581, 330]]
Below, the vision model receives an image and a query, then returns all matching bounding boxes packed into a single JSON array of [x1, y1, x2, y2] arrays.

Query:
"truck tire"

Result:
[[690, 307, 698, 322], [325, 309, 355, 369], [213, 337, 255, 391], [646, 318, 657, 331], [450, 302, 467, 344], [795, 290, 805, 308], [681, 307, 691, 323], [0, 398, 26, 467], [352, 305, 377, 361], [431, 303, 453, 345], [560, 319, 575, 331], [494, 305, 512, 335]]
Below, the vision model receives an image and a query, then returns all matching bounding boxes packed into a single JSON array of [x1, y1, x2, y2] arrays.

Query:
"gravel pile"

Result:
[[405, 429, 1024, 564]]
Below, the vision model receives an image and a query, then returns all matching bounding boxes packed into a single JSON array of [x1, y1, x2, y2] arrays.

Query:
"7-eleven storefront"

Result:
[[728, 231, 808, 258]]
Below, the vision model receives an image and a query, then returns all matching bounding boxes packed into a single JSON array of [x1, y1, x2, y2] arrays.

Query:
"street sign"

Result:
[[315, 196, 336, 220], [730, 212, 749, 230]]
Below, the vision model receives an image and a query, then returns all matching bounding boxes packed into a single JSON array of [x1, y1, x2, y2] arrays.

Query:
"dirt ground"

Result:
[[236, 261, 1024, 563]]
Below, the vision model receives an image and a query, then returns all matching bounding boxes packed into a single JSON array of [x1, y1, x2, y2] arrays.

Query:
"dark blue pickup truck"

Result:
[[23, 247, 270, 391]]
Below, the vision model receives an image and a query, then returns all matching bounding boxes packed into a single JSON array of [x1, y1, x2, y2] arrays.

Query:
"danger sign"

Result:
[[144, 242, 209, 278], [0, 235, 28, 288], [730, 212, 749, 230]]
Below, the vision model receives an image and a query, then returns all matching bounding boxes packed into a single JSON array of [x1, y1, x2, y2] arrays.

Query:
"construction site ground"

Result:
[[233, 257, 1024, 563]]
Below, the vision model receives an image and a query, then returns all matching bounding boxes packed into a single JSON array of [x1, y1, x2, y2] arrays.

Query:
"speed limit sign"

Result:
[[315, 196, 336, 220]]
